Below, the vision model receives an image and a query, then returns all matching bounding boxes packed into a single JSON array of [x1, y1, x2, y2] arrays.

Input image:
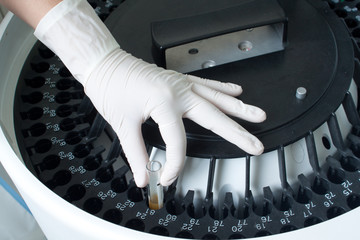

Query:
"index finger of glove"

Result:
[[187, 75, 242, 96], [184, 98, 264, 156], [192, 83, 266, 123]]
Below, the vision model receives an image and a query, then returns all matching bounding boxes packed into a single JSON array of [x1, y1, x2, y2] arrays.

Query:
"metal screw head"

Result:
[[238, 41, 253, 52], [202, 60, 216, 69], [296, 87, 307, 100]]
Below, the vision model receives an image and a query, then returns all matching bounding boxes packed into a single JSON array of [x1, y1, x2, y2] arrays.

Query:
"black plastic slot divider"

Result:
[[277, 146, 290, 191], [306, 131, 321, 174], [328, 113, 347, 152], [206, 157, 217, 200]]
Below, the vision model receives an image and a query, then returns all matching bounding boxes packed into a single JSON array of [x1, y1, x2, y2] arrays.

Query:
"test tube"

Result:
[[146, 160, 164, 210]]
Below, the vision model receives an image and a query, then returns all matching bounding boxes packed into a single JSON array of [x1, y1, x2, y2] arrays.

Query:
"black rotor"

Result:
[[106, 0, 354, 158]]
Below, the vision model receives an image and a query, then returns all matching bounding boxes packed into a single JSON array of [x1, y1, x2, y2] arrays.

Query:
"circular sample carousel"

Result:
[[2, 0, 360, 239]]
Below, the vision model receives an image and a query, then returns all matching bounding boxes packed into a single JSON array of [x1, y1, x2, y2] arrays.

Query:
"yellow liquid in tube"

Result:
[[146, 160, 164, 210], [149, 194, 163, 210]]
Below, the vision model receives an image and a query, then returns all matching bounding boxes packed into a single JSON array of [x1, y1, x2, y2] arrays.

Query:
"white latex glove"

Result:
[[34, 0, 266, 188]]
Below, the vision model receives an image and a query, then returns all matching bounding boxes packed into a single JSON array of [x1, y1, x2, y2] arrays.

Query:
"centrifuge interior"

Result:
[[1, 0, 360, 239]]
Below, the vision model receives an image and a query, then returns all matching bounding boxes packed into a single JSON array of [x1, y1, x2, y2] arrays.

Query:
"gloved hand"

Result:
[[34, 0, 266, 188]]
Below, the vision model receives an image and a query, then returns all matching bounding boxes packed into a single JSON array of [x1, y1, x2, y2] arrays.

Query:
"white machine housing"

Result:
[[1, 12, 360, 240]]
